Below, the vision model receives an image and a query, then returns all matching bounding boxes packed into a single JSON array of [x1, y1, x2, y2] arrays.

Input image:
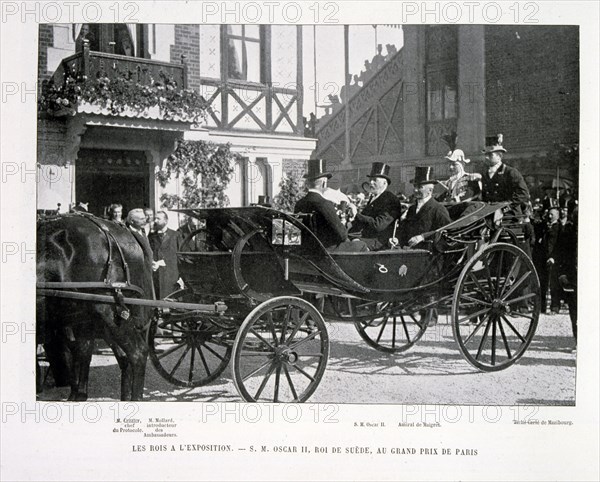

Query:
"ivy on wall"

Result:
[[273, 171, 306, 213], [157, 140, 240, 209]]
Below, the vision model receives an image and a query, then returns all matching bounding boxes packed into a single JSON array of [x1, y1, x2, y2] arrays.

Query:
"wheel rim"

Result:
[[232, 297, 329, 402], [148, 290, 232, 387], [452, 243, 540, 371], [354, 301, 432, 353]]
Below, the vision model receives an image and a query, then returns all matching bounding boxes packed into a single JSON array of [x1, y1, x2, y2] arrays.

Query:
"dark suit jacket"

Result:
[[399, 197, 452, 247], [294, 191, 348, 249], [127, 226, 155, 300], [481, 163, 530, 207], [352, 190, 402, 249], [148, 228, 180, 299]]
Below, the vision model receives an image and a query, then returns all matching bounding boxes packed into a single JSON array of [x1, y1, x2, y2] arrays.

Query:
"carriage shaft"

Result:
[[37, 289, 227, 313]]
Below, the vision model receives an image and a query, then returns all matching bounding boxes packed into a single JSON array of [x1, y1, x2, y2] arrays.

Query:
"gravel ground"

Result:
[[38, 310, 576, 405]]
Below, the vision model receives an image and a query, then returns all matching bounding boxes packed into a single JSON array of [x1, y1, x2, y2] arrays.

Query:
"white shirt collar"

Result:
[[416, 194, 432, 210], [130, 225, 144, 235], [488, 162, 502, 177]]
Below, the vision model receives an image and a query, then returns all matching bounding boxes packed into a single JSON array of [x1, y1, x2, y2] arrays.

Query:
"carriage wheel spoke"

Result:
[[460, 294, 493, 307], [202, 342, 227, 361], [286, 312, 310, 345], [501, 315, 527, 343], [463, 314, 489, 345], [283, 365, 299, 402], [169, 345, 191, 377], [295, 353, 324, 358], [188, 343, 196, 382], [504, 292, 537, 306], [500, 255, 521, 295], [273, 365, 281, 403], [242, 358, 273, 382], [157, 340, 187, 360], [491, 318, 497, 365], [506, 311, 535, 321], [366, 312, 386, 328], [249, 328, 276, 351], [196, 345, 211, 378], [289, 363, 315, 382], [254, 362, 278, 400], [468, 272, 492, 301], [376, 314, 390, 344], [502, 271, 531, 300], [495, 249, 505, 297], [475, 317, 493, 360], [497, 317, 512, 359], [280, 306, 292, 344], [482, 256, 497, 300], [400, 315, 410, 344], [289, 329, 320, 350], [266, 312, 279, 347], [458, 307, 490, 324]]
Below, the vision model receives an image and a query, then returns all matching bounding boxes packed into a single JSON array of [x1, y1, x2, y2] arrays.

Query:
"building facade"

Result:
[[314, 25, 579, 198], [37, 23, 315, 220]]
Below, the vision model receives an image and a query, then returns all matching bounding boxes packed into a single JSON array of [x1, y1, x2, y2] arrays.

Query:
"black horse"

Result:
[[37, 213, 154, 401]]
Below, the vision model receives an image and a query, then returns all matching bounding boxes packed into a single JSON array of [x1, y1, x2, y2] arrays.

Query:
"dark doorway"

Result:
[[75, 149, 150, 217]]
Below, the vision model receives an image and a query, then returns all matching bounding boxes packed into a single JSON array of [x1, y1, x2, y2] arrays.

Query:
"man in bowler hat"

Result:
[[481, 134, 530, 210], [350, 162, 403, 250], [295, 159, 368, 252], [399, 167, 452, 248]]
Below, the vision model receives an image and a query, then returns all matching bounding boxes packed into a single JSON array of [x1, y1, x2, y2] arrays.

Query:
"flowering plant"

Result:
[[39, 69, 207, 123]]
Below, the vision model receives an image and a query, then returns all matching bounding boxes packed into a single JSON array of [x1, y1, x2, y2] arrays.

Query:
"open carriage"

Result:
[[146, 201, 540, 402]]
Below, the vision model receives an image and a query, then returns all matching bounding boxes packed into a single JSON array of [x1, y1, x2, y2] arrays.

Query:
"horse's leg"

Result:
[[67, 322, 95, 401], [100, 306, 148, 401], [103, 327, 133, 401]]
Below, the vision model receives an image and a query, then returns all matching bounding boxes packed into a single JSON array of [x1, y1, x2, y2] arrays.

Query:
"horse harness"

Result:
[[37, 213, 149, 329]]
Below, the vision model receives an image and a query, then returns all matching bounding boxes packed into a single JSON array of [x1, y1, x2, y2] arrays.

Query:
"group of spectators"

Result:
[[103, 204, 205, 300]]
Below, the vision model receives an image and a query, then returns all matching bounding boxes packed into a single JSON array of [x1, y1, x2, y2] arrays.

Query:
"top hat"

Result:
[[411, 166, 437, 185], [445, 148, 470, 164], [482, 134, 507, 154], [304, 158, 332, 180], [257, 195, 272, 207], [367, 162, 391, 184]]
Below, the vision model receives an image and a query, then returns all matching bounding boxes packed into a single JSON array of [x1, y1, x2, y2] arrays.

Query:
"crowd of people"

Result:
[[293, 134, 578, 331]]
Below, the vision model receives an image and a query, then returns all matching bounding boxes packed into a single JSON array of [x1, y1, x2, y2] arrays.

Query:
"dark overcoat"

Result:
[[352, 190, 402, 249], [294, 191, 348, 249], [148, 228, 180, 299], [399, 197, 452, 247], [481, 163, 530, 207]]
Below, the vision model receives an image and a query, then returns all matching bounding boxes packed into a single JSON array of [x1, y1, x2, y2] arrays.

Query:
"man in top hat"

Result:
[[439, 148, 482, 202], [481, 134, 530, 209], [350, 162, 403, 250], [399, 166, 452, 248], [295, 159, 368, 252]]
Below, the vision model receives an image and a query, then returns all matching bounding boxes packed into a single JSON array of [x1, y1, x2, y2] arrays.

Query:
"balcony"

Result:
[[40, 40, 205, 123]]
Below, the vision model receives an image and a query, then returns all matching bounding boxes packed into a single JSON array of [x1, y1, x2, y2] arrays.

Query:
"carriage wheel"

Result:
[[148, 289, 232, 388], [354, 301, 434, 353], [232, 297, 329, 403], [452, 243, 540, 371]]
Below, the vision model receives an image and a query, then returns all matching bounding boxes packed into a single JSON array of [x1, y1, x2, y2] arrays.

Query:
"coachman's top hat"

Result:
[[482, 134, 507, 154], [367, 162, 392, 184], [445, 149, 470, 164], [411, 166, 437, 186], [304, 158, 332, 180]]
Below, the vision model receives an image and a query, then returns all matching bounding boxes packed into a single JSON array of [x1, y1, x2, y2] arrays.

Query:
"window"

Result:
[[427, 70, 457, 121], [225, 25, 262, 82]]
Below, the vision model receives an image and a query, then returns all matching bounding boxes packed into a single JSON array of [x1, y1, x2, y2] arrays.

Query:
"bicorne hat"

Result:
[[367, 162, 391, 184], [445, 148, 470, 164], [304, 158, 332, 180], [411, 166, 437, 186], [482, 134, 507, 154]]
